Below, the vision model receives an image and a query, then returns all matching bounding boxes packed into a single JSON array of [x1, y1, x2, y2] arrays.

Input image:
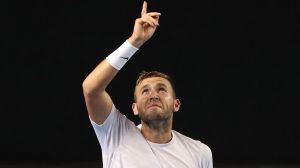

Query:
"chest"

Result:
[[108, 139, 199, 168], [149, 142, 199, 168]]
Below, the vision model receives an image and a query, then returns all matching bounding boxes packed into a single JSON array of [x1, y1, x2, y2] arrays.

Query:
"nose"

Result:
[[149, 91, 159, 100]]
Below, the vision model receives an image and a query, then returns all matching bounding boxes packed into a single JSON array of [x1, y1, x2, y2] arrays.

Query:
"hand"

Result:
[[128, 1, 161, 48]]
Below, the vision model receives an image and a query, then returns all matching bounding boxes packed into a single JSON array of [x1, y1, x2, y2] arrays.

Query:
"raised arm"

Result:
[[82, 1, 161, 124]]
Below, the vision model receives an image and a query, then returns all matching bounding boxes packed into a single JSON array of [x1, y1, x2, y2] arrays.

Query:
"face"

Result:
[[132, 77, 181, 124]]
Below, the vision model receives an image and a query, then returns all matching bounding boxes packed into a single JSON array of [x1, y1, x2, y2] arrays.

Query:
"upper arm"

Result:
[[83, 89, 113, 125], [82, 60, 119, 125]]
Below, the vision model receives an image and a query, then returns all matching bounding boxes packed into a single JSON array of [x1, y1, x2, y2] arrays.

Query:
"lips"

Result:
[[147, 103, 162, 109]]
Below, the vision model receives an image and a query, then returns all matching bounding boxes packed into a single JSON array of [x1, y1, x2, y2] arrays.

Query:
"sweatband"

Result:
[[106, 40, 139, 70]]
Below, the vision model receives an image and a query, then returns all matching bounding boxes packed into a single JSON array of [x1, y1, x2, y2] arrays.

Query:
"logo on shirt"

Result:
[[120, 57, 129, 61]]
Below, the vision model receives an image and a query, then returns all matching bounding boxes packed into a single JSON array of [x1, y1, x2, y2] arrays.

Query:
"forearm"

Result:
[[82, 40, 138, 95], [82, 40, 138, 124]]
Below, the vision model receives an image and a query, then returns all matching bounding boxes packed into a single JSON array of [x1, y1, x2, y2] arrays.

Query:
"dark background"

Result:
[[2, 0, 299, 167]]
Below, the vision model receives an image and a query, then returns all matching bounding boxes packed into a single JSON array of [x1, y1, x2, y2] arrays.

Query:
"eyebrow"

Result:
[[140, 83, 167, 90], [141, 84, 149, 91], [156, 83, 167, 88]]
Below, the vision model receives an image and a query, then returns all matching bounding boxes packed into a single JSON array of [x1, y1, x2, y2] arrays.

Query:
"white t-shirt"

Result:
[[90, 104, 213, 168]]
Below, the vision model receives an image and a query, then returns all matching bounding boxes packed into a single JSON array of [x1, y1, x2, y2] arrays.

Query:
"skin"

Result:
[[128, 1, 161, 48], [82, 1, 178, 144], [132, 77, 181, 143]]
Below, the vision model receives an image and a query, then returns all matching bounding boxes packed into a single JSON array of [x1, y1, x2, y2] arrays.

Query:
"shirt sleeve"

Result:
[[90, 104, 135, 156], [199, 143, 213, 168]]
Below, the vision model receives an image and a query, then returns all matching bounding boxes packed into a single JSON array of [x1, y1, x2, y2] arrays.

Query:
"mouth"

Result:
[[147, 104, 162, 109]]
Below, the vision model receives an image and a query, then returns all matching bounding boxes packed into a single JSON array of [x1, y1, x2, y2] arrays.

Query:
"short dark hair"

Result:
[[134, 71, 177, 101]]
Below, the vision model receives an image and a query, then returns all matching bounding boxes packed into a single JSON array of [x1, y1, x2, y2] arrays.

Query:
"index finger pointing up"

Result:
[[141, 1, 147, 16]]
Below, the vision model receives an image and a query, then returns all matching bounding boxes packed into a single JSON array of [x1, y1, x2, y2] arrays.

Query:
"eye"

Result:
[[142, 88, 149, 95], [158, 87, 166, 92]]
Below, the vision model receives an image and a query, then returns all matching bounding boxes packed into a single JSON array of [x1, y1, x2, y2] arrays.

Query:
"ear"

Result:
[[173, 99, 181, 112], [132, 103, 139, 115]]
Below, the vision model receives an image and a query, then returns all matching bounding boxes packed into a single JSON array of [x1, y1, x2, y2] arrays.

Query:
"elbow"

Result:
[[82, 77, 89, 91], [82, 79, 103, 97], [82, 79, 94, 96]]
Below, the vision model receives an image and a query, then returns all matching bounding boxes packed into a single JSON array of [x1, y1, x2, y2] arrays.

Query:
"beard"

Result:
[[137, 105, 173, 129]]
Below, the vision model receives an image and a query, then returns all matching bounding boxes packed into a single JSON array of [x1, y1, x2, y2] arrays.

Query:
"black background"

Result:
[[2, 0, 299, 166]]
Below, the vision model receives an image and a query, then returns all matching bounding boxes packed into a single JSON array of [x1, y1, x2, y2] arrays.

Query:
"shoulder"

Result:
[[172, 130, 213, 166], [172, 130, 212, 155], [91, 104, 136, 132]]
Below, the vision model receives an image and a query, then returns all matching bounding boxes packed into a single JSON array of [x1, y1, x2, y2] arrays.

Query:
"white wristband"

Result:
[[106, 40, 138, 70]]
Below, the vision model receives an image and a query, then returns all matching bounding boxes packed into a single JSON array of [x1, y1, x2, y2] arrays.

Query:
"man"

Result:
[[82, 1, 213, 167]]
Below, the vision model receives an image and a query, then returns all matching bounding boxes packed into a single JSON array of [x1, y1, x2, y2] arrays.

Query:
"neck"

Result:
[[141, 117, 173, 144]]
